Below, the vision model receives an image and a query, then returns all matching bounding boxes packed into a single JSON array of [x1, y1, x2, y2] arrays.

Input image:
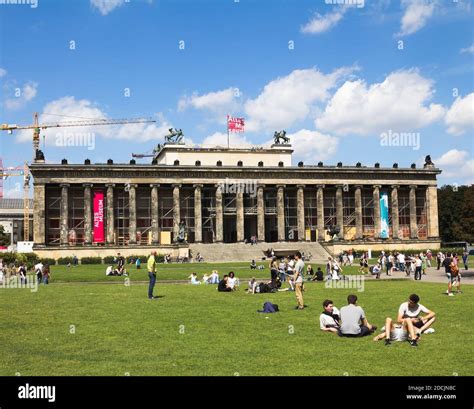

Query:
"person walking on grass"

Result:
[[293, 251, 305, 310], [147, 251, 158, 300]]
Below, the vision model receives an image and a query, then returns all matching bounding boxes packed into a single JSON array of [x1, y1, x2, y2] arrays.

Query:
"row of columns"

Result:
[[36, 183, 439, 246]]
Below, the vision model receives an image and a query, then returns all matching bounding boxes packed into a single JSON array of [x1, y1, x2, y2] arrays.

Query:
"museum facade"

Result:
[[29, 144, 441, 255]]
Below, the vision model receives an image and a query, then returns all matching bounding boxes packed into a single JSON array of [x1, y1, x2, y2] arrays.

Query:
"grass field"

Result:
[[0, 262, 472, 376]]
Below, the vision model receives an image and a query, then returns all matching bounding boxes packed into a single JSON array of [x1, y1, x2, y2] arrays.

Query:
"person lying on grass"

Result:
[[373, 293, 435, 347], [320, 299, 341, 334]]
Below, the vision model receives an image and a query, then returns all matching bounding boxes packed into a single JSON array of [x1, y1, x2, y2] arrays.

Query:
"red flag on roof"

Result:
[[227, 115, 245, 133]]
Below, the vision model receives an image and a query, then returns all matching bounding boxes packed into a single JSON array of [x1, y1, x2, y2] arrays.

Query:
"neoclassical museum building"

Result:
[[29, 143, 441, 258]]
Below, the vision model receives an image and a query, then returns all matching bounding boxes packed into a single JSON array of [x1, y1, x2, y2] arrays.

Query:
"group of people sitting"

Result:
[[188, 270, 221, 285], [320, 293, 435, 347], [105, 253, 128, 276]]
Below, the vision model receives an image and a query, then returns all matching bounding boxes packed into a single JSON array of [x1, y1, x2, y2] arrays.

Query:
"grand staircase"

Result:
[[188, 242, 331, 263]]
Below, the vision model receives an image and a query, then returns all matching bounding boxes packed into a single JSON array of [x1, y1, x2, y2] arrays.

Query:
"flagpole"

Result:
[[227, 114, 230, 149]]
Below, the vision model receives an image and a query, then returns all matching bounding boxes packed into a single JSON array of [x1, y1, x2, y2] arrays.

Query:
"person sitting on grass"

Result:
[[250, 259, 257, 270], [338, 294, 377, 337], [320, 299, 341, 334], [217, 275, 232, 292], [247, 277, 258, 294], [210, 270, 220, 284], [188, 272, 201, 285], [306, 264, 314, 279], [314, 267, 324, 281], [371, 263, 382, 279], [227, 271, 239, 290], [373, 294, 435, 347], [202, 273, 210, 284]]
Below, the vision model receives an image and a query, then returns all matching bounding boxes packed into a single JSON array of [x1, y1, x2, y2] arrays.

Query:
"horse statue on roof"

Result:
[[273, 130, 289, 145], [165, 128, 184, 144]]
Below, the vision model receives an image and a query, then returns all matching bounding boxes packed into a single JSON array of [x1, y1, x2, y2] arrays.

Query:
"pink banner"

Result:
[[93, 190, 105, 243]]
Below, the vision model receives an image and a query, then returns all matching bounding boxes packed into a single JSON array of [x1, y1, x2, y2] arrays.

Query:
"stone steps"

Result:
[[189, 242, 331, 263]]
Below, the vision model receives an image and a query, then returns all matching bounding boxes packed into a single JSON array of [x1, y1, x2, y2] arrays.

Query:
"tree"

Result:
[[437, 184, 474, 243], [0, 225, 11, 247]]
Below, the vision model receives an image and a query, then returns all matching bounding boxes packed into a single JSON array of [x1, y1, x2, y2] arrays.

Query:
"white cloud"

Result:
[[201, 131, 254, 148], [285, 129, 339, 162], [434, 149, 474, 184], [244, 67, 355, 132], [90, 0, 126, 15], [178, 88, 240, 113], [4, 82, 38, 110], [16, 96, 172, 144], [300, 8, 347, 35], [315, 69, 445, 136], [460, 44, 474, 54], [0, 68, 7, 77], [397, 0, 435, 37], [445, 93, 474, 136]]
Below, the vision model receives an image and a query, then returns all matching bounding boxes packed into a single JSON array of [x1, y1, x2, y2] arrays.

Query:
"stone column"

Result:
[[215, 185, 223, 242], [83, 184, 93, 245], [150, 184, 159, 244], [127, 184, 137, 245], [426, 185, 439, 238], [193, 184, 202, 243], [336, 185, 344, 239], [60, 184, 69, 246], [316, 185, 325, 242], [33, 184, 46, 246], [297, 185, 305, 241], [391, 185, 400, 239], [373, 185, 381, 239], [172, 184, 181, 242], [354, 185, 363, 240], [257, 185, 265, 242], [236, 190, 244, 242], [276, 185, 285, 241], [409, 185, 418, 239], [106, 184, 115, 245]]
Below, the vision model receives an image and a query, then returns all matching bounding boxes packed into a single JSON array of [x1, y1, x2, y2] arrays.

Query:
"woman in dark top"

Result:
[[218, 275, 232, 292]]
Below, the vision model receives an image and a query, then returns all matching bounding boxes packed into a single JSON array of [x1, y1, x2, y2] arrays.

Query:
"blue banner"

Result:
[[380, 192, 389, 239]]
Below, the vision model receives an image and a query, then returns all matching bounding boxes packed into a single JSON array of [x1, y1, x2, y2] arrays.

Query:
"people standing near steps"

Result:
[[147, 251, 158, 300], [293, 251, 305, 310]]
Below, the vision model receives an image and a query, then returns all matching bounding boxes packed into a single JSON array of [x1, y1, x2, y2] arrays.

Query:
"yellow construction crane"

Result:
[[1, 112, 156, 241], [1, 112, 156, 160]]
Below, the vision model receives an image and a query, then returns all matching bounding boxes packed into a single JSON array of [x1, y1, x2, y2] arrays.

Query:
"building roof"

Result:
[[0, 198, 33, 210]]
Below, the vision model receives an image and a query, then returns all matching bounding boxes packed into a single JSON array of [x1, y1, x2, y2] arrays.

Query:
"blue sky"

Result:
[[0, 0, 473, 197]]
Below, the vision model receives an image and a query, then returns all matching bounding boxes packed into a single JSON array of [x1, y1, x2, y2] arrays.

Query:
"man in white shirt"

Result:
[[320, 299, 340, 334], [375, 294, 435, 347], [398, 253, 406, 274]]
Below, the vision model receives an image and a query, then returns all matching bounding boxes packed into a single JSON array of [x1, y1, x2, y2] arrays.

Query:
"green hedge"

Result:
[[81, 257, 103, 265], [0, 252, 17, 265], [103, 256, 116, 264], [57, 257, 74, 265], [40, 258, 56, 266], [350, 248, 466, 258]]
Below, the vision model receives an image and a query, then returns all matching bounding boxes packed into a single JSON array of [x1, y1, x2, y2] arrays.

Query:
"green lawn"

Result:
[[0, 265, 472, 376]]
